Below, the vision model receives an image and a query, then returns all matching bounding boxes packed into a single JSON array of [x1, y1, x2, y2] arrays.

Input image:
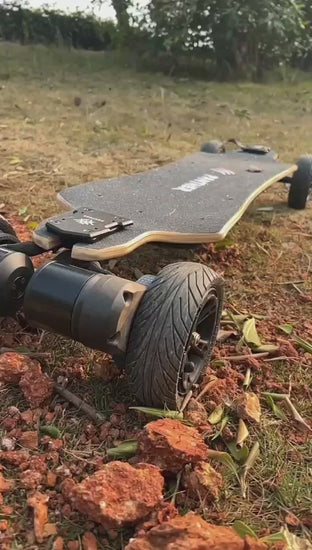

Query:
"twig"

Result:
[[171, 471, 182, 505], [180, 390, 193, 412], [263, 392, 311, 432], [263, 356, 302, 363], [0, 347, 51, 359], [288, 232, 312, 238], [275, 280, 304, 285], [54, 383, 105, 425], [222, 352, 269, 361], [255, 242, 269, 255], [292, 283, 304, 296], [195, 376, 218, 401]]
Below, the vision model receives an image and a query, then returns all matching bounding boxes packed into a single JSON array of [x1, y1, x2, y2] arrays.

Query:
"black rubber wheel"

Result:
[[125, 262, 224, 408], [288, 155, 312, 210], [0, 214, 19, 245], [200, 140, 224, 154]]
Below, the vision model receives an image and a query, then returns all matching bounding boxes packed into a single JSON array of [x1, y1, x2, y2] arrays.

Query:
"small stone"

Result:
[[0, 519, 8, 531], [0, 451, 30, 467], [28, 455, 47, 473], [285, 512, 301, 527], [2, 505, 13, 515], [20, 469, 43, 490], [182, 462, 223, 502], [82, 531, 98, 550], [125, 513, 266, 550], [184, 398, 208, 426], [0, 353, 30, 384], [236, 392, 261, 423], [52, 536, 64, 550], [7, 406, 20, 416], [1, 437, 16, 451], [63, 461, 164, 529], [27, 491, 49, 543], [45, 411, 55, 422], [20, 409, 35, 425], [43, 523, 57, 537], [46, 470, 57, 487], [19, 363, 54, 408], [19, 431, 38, 449], [2, 417, 18, 431], [42, 437, 63, 450], [0, 473, 14, 492], [137, 419, 208, 473]]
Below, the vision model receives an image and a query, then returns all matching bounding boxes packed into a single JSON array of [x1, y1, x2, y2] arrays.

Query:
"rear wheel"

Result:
[[0, 215, 18, 245], [125, 262, 224, 409], [288, 155, 312, 210], [201, 140, 224, 154]]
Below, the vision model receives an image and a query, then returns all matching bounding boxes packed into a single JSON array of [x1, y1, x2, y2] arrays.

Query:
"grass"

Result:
[[0, 42, 311, 548]]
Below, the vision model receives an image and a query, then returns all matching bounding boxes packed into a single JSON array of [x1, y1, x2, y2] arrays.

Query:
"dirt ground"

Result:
[[0, 43, 311, 549]]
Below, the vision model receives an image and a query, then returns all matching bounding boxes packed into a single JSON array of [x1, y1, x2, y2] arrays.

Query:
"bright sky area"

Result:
[[26, 0, 115, 18], [25, 0, 147, 19]]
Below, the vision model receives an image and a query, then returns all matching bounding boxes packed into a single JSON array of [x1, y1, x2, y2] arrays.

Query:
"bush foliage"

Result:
[[0, 2, 117, 50], [1, 0, 312, 79]]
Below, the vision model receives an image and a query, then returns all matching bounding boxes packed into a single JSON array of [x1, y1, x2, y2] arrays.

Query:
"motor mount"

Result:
[[0, 247, 34, 317], [23, 261, 146, 356]]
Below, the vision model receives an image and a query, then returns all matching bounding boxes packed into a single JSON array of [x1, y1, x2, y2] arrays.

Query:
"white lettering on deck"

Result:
[[211, 168, 235, 176], [173, 173, 219, 193]]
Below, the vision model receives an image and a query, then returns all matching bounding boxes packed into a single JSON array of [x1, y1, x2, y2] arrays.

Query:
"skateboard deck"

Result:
[[34, 151, 296, 260]]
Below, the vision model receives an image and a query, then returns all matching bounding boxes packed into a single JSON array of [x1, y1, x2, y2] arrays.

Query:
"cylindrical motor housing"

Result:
[[0, 247, 34, 316], [23, 261, 145, 356]]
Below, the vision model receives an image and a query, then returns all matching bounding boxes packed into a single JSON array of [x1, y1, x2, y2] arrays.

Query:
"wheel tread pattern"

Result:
[[288, 155, 312, 210], [125, 262, 224, 408]]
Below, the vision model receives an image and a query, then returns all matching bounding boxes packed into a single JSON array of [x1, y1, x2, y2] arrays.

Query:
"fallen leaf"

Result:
[[208, 404, 224, 425], [206, 450, 239, 481], [254, 344, 279, 353], [265, 394, 286, 420], [233, 520, 257, 539], [240, 441, 260, 497], [130, 407, 183, 420], [225, 442, 249, 464], [243, 318, 262, 348], [279, 324, 294, 335], [236, 418, 249, 448], [282, 528, 312, 549], [106, 439, 138, 459]]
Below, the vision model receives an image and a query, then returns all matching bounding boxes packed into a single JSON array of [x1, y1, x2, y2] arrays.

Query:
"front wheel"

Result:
[[288, 155, 312, 210], [125, 262, 224, 409]]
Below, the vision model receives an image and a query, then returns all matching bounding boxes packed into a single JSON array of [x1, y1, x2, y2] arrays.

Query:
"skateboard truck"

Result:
[[227, 138, 270, 155], [46, 207, 133, 244]]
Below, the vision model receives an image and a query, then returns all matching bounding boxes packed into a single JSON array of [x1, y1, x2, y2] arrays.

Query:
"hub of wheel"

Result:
[[179, 292, 219, 395]]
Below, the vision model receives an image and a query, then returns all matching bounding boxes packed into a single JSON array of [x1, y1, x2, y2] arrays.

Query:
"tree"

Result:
[[140, 0, 307, 78]]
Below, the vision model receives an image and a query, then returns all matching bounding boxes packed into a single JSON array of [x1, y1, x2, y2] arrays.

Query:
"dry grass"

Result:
[[0, 42, 312, 548], [1, 42, 312, 220]]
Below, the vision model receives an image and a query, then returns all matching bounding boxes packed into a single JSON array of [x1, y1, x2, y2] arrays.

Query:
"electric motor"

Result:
[[23, 261, 145, 356]]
